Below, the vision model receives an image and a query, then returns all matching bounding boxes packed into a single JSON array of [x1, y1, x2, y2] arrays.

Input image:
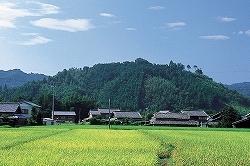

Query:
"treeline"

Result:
[[0, 58, 249, 114]]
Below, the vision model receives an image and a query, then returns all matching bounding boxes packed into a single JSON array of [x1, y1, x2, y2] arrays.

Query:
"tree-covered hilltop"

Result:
[[0, 69, 48, 88], [1, 58, 250, 114]]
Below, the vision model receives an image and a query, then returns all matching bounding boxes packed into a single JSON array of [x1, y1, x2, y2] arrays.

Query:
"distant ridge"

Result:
[[3, 58, 250, 115], [0, 69, 48, 88], [227, 82, 250, 97]]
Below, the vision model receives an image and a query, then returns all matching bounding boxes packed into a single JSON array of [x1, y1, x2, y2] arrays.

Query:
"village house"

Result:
[[207, 112, 222, 126], [0, 101, 41, 115], [113, 111, 142, 122], [181, 110, 209, 126], [89, 108, 121, 119], [19, 100, 41, 115], [232, 113, 250, 128], [54, 111, 76, 122], [0, 101, 41, 125], [150, 111, 200, 126], [0, 102, 22, 116]]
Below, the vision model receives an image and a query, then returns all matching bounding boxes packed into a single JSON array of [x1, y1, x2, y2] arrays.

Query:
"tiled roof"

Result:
[[0, 102, 20, 113], [158, 110, 170, 114], [90, 110, 101, 116], [54, 111, 76, 116], [150, 119, 198, 125], [154, 112, 190, 120], [181, 110, 208, 117], [232, 117, 250, 125], [98, 108, 120, 114], [114, 112, 142, 119]]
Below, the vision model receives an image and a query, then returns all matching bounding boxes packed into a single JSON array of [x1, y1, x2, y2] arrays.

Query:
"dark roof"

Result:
[[181, 110, 209, 117], [98, 108, 120, 114], [154, 112, 190, 120], [0, 103, 20, 113], [54, 111, 76, 116], [232, 116, 250, 125], [114, 112, 142, 119], [150, 119, 198, 125], [90, 110, 101, 116]]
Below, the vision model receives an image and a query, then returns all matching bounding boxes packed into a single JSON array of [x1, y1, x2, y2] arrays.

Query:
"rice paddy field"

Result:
[[0, 125, 249, 166]]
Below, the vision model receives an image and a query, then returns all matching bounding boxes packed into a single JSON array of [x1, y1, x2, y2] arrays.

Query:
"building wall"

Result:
[[54, 115, 75, 122], [19, 103, 33, 115]]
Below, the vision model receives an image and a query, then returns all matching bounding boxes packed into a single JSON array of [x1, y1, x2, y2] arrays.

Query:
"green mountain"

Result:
[[227, 82, 250, 97], [0, 69, 48, 88], [1, 59, 250, 114]]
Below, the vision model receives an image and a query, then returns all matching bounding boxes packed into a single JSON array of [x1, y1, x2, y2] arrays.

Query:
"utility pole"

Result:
[[108, 98, 111, 129], [51, 85, 55, 120]]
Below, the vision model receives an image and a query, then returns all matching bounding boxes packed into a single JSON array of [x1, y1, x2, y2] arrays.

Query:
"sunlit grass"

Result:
[[0, 125, 249, 165]]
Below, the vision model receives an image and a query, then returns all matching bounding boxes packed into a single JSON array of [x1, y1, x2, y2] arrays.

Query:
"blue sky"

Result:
[[0, 0, 250, 84]]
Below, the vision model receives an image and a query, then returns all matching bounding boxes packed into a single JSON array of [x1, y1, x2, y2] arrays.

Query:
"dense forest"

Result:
[[0, 58, 250, 115]]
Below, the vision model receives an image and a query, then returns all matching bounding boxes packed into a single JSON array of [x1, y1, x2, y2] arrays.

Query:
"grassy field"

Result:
[[0, 125, 249, 166]]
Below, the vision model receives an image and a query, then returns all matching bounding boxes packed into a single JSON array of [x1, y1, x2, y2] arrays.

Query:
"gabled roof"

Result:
[[181, 110, 208, 117], [90, 110, 101, 116], [154, 112, 189, 120], [158, 110, 170, 114], [113, 112, 142, 119], [54, 111, 76, 116], [232, 117, 250, 125], [150, 119, 198, 125], [0, 102, 20, 113], [98, 108, 120, 114], [20, 101, 41, 108]]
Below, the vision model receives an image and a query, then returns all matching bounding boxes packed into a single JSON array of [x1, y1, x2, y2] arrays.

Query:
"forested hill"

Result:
[[1, 58, 250, 114], [227, 82, 250, 97], [0, 69, 47, 88]]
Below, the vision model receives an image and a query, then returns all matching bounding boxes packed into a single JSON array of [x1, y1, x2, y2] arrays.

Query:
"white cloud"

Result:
[[148, 6, 165, 10], [245, 30, 250, 36], [0, 1, 60, 29], [18, 33, 52, 46], [28, 1, 60, 15], [31, 18, 94, 32], [0, 2, 34, 28], [125, 27, 136, 31], [165, 21, 186, 30], [99, 12, 115, 18], [200, 35, 230, 40], [217, 16, 236, 22], [238, 31, 244, 35]]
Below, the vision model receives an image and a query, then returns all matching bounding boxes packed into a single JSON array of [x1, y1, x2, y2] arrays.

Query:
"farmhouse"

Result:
[[232, 113, 250, 128], [54, 111, 76, 122], [150, 111, 199, 126], [0, 102, 22, 115], [113, 111, 142, 122], [181, 110, 209, 125], [89, 108, 121, 119], [207, 112, 222, 126], [0, 101, 40, 126], [19, 100, 41, 114], [0, 101, 41, 116]]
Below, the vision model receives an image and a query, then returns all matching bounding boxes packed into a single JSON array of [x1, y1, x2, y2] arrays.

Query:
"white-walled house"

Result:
[[19, 101, 41, 115]]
